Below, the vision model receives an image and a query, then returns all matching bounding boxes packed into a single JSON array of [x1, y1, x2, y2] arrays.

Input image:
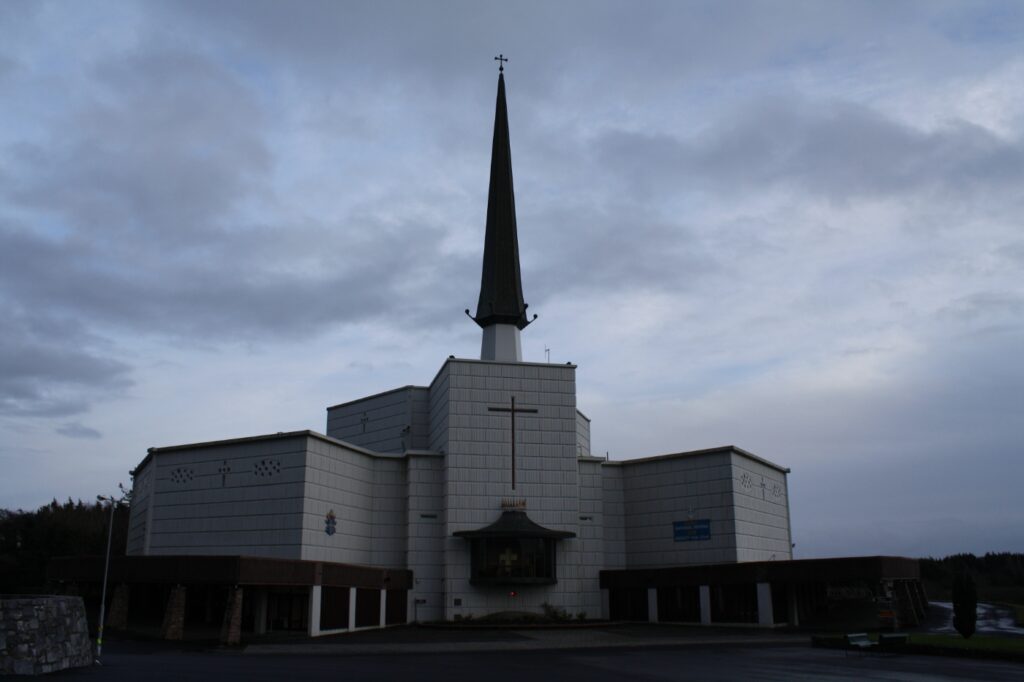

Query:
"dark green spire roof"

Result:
[[467, 72, 536, 331]]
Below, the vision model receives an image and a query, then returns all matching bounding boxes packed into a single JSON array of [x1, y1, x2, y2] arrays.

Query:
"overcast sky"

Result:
[[1, 1, 1022, 559]]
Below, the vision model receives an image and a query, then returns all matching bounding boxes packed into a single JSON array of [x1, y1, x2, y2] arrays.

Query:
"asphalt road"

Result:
[[32, 642, 1024, 681]]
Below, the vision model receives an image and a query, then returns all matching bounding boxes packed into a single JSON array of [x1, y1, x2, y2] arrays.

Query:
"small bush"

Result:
[[541, 602, 571, 621]]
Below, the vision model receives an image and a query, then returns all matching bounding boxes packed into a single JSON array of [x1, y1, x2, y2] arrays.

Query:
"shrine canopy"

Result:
[[454, 510, 575, 586], [454, 510, 575, 540]]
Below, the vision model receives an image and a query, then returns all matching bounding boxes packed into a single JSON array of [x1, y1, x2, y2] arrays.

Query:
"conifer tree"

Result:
[[952, 570, 977, 639]]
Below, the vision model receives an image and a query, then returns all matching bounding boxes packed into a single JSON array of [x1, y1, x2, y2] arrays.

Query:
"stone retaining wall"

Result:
[[0, 595, 93, 675]]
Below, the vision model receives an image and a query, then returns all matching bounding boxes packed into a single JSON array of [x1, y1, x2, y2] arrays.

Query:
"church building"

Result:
[[51, 67, 923, 641]]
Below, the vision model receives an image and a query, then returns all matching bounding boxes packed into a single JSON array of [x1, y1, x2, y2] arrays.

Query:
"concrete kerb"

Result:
[[242, 627, 806, 657]]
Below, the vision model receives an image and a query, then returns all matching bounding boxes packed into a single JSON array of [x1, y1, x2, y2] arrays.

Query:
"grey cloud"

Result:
[[524, 203, 719, 302], [159, 1, 977, 102], [939, 291, 1024, 322], [0, 306, 131, 417], [998, 241, 1024, 264], [9, 50, 269, 245], [688, 327, 1024, 556], [0, 54, 17, 80], [0, 216, 464, 342], [595, 97, 1024, 202], [56, 422, 103, 439], [0, 42, 475, 347]]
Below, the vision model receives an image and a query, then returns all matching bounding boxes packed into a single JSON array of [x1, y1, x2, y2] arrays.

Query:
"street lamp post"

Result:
[[95, 491, 122, 665]]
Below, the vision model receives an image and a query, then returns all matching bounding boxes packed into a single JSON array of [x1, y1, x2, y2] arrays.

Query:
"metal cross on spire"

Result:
[[494, 54, 508, 72]]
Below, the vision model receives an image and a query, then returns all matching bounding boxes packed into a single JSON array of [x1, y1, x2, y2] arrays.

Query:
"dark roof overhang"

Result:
[[453, 510, 575, 540]]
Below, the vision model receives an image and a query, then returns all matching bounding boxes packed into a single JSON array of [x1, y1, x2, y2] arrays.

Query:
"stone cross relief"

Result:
[[488, 395, 538, 491], [218, 461, 231, 487]]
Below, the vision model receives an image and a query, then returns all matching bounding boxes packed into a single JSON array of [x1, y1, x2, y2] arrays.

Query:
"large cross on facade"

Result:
[[488, 395, 537, 490]]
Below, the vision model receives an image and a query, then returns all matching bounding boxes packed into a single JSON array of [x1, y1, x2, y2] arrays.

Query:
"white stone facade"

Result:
[[128, 356, 791, 621]]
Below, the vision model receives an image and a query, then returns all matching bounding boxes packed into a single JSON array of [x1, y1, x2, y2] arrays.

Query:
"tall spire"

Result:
[[466, 63, 536, 344]]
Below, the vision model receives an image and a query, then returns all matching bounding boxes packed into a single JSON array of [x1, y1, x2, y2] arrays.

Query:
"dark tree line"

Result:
[[920, 553, 1024, 601], [0, 498, 130, 594]]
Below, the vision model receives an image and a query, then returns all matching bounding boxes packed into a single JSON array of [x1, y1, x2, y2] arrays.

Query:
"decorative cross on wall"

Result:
[[499, 548, 518, 572], [760, 477, 767, 500], [218, 461, 231, 487], [488, 396, 538, 491], [360, 413, 369, 433]]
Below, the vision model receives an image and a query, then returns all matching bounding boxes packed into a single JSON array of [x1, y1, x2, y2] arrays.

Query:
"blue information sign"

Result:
[[673, 519, 711, 542]]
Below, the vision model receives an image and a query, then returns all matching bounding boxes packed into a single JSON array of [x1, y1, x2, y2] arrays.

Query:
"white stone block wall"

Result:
[[126, 461, 154, 555], [617, 451, 740, 567], [730, 453, 793, 562], [575, 409, 591, 457], [409, 389, 432, 450], [143, 436, 309, 558], [300, 437, 380, 564], [601, 465, 626, 569], [575, 458, 606, 618], [439, 359, 582, 619], [325, 386, 431, 453], [371, 458, 408, 567], [406, 453, 445, 621], [428, 366, 450, 453]]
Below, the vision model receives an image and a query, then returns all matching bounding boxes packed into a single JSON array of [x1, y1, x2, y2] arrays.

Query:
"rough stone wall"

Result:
[[0, 595, 92, 676]]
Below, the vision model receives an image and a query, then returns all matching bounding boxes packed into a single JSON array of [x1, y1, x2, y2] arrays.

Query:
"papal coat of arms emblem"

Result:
[[324, 509, 337, 536]]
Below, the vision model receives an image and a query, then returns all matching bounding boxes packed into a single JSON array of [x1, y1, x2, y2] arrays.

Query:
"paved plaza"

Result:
[[36, 625, 1024, 681]]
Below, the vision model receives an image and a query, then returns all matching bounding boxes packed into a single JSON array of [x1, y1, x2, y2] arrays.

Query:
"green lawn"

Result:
[[909, 633, 1024, 654], [812, 632, 1024, 660]]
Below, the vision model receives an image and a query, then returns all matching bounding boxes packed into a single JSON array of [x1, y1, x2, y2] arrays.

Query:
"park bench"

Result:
[[878, 632, 909, 649], [845, 632, 877, 656]]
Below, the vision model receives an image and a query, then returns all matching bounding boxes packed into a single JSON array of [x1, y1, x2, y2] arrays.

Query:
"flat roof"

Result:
[[48, 555, 412, 590], [325, 384, 429, 412], [133, 429, 404, 474], [428, 356, 578, 392], [600, 555, 920, 589], [603, 445, 790, 474]]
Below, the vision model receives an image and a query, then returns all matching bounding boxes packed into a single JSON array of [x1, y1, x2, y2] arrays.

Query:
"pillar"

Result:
[[600, 589, 610, 620], [787, 587, 799, 627], [756, 582, 774, 627], [107, 584, 130, 630], [699, 585, 711, 625], [379, 589, 387, 627], [308, 585, 322, 637], [348, 586, 357, 631], [220, 586, 244, 645], [161, 585, 187, 641], [647, 588, 658, 623], [253, 589, 268, 635]]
